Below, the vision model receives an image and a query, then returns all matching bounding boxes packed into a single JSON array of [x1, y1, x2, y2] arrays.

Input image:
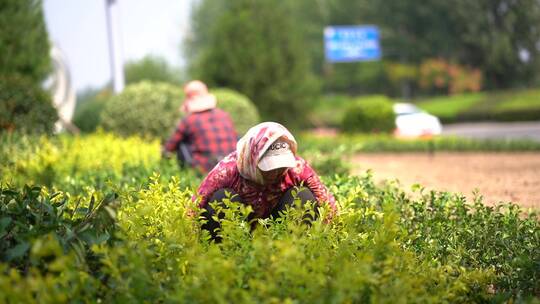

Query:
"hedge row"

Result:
[[0, 133, 538, 302], [310, 89, 540, 131], [73, 81, 260, 139]]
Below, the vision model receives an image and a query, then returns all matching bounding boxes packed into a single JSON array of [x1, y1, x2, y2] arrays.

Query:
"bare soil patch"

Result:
[[351, 152, 540, 209]]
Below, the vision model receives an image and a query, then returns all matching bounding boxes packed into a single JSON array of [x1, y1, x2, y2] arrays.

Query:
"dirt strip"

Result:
[[351, 152, 540, 210]]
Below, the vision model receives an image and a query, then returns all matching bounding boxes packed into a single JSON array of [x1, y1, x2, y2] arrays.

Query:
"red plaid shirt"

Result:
[[165, 109, 238, 172]]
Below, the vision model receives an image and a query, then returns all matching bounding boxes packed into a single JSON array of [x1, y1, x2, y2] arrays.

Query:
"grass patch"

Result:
[[493, 89, 540, 112], [412, 88, 540, 122], [299, 133, 540, 153], [415, 92, 485, 120]]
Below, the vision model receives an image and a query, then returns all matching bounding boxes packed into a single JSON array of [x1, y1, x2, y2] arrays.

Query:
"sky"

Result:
[[43, 0, 193, 93]]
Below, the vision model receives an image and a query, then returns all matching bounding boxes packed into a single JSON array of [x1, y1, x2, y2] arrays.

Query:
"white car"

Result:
[[393, 103, 442, 137]]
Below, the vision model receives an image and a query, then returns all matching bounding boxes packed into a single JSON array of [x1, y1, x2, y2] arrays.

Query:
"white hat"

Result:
[[257, 140, 297, 171]]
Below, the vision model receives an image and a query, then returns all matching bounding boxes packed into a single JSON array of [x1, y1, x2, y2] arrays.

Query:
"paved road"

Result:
[[442, 121, 540, 141]]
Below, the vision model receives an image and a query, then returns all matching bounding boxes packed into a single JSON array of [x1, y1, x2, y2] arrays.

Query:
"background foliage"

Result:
[[99, 81, 183, 139], [299, 132, 540, 154], [73, 54, 184, 134], [0, 0, 51, 84], [341, 96, 395, 134], [75, 83, 261, 139], [187, 0, 540, 107], [0, 76, 57, 134], [189, 0, 319, 129], [416, 89, 540, 123], [124, 55, 182, 86], [72, 88, 112, 133], [212, 88, 260, 135], [0, 0, 57, 135]]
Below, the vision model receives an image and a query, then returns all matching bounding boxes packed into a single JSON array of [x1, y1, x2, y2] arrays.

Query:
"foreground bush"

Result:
[[100, 81, 183, 139], [0, 133, 538, 302], [212, 88, 260, 135], [1, 173, 538, 302], [0, 185, 117, 271], [0, 76, 57, 134], [341, 95, 395, 134]]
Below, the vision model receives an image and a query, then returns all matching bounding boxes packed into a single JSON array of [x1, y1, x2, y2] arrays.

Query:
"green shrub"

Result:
[[1, 133, 539, 301], [303, 148, 351, 176], [5, 174, 537, 302], [400, 189, 540, 294], [308, 94, 354, 128], [100, 81, 183, 139], [73, 89, 112, 133], [0, 184, 116, 271], [341, 95, 395, 133], [331, 174, 540, 297], [0, 76, 57, 134], [0, 132, 200, 193], [212, 88, 260, 135]]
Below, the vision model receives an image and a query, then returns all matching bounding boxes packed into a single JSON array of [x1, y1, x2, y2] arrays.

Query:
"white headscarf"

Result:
[[235, 122, 297, 184]]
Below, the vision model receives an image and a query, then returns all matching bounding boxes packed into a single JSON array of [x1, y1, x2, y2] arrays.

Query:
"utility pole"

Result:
[[105, 0, 124, 94]]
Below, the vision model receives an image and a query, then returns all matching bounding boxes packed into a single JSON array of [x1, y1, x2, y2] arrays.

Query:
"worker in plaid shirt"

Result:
[[163, 80, 237, 173]]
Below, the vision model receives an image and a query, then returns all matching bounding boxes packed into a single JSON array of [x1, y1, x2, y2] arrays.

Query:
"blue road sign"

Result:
[[324, 25, 381, 62]]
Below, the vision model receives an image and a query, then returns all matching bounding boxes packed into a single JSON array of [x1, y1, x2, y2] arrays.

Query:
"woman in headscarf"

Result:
[[196, 122, 337, 239]]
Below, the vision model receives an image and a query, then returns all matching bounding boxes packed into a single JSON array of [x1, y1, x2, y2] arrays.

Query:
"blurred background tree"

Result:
[[0, 75, 57, 134], [124, 55, 182, 85], [0, 0, 56, 134], [186, 0, 540, 100], [72, 88, 112, 133], [449, 0, 540, 89], [0, 0, 51, 84], [187, 0, 319, 129]]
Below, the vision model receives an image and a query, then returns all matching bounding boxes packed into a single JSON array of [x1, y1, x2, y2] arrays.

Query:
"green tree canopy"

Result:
[[449, 0, 540, 88], [0, 0, 51, 83], [319, 0, 540, 89], [187, 0, 540, 97], [188, 0, 319, 128], [124, 55, 181, 85]]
